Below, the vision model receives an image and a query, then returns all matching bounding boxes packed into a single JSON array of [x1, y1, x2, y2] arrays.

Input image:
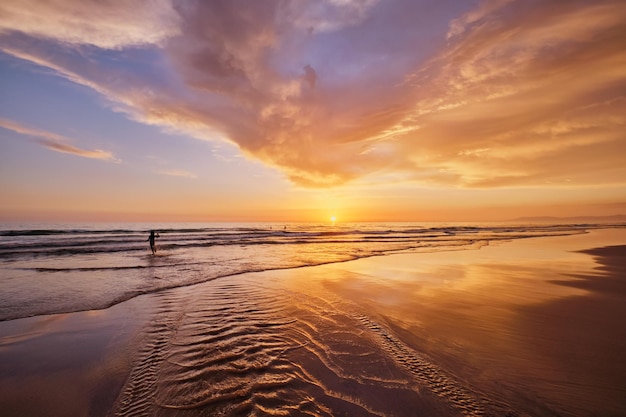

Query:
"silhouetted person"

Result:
[[147, 230, 160, 255]]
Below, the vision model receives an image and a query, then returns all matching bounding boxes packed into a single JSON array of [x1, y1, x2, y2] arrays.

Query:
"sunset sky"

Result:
[[1, 0, 625, 222]]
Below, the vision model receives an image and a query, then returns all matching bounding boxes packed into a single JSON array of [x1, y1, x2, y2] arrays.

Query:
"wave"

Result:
[[0, 222, 608, 260], [1, 222, 624, 322]]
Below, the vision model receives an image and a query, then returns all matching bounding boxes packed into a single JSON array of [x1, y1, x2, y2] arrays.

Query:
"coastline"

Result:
[[1, 229, 625, 416]]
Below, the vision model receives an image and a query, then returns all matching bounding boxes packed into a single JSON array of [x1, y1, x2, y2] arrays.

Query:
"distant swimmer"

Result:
[[147, 230, 160, 255]]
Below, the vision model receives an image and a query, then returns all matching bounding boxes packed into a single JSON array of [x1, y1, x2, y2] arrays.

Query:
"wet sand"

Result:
[[306, 230, 626, 416], [1, 229, 625, 416], [0, 299, 151, 417]]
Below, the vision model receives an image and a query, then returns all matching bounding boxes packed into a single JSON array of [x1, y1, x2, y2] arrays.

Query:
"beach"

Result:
[[1, 227, 625, 416]]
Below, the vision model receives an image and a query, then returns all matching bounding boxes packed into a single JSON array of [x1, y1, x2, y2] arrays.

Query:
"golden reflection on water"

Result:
[[322, 230, 618, 305], [281, 229, 626, 415]]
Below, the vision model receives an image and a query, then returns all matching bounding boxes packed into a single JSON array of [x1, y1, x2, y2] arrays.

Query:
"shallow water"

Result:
[[0, 221, 616, 321], [111, 269, 484, 416]]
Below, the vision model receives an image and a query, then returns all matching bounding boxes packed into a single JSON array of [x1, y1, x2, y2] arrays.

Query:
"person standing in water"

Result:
[[147, 230, 160, 255]]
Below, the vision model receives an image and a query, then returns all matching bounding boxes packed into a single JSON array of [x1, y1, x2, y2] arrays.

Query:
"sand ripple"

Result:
[[112, 275, 516, 416]]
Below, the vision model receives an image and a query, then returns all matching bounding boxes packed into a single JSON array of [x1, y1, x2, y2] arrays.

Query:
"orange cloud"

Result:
[[158, 169, 197, 179], [1, 0, 624, 188], [0, 118, 120, 162], [0, 0, 179, 48], [394, 1, 626, 187]]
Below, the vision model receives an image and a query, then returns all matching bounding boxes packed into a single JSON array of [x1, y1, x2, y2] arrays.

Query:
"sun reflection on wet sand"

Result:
[[279, 229, 626, 416]]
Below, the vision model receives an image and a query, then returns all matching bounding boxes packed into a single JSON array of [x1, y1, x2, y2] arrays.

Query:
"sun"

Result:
[[330, 215, 337, 222]]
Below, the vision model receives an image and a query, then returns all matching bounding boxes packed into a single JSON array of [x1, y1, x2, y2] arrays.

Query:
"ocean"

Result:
[[0, 221, 603, 322]]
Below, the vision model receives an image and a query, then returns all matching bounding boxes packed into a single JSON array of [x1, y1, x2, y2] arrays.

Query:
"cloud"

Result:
[[446, 0, 514, 40], [158, 169, 197, 179], [302, 65, 317, 89], [0, 118, 121, 162], [1, 0, 625, 188], [0, 0, 180, 48], [394, 0, 626, 187], [277, 0, 381, 35]]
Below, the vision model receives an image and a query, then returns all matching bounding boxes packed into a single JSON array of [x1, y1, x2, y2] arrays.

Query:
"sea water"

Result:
[[0, 221, 617, 321]]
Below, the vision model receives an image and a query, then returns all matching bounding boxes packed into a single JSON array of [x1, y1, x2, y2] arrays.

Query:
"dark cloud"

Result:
[[303, 65, 317, 88]]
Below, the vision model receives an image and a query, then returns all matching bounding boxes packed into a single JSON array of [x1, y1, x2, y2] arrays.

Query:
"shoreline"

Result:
[[1, 229, 625, 416], [0, 226, 610, 323]]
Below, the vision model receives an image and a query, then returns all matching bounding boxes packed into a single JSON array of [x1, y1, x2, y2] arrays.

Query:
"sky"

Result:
[[0, 0, 625, 223]]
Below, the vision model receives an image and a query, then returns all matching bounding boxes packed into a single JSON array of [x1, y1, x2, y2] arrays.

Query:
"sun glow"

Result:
[[330, 215, 337, 223]]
